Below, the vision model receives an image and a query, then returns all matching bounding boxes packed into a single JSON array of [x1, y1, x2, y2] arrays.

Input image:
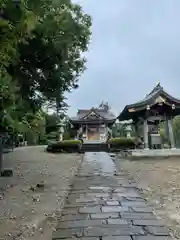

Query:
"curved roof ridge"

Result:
[[146, 82, 163, 98], [118, 83, 180, 121]]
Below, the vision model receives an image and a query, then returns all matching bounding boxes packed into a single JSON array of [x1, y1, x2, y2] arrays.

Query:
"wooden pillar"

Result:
[[167, 118, 175, 149], [105, 125, 107, 140], [86, 124, 88, 140], [143, 119, 149, 149]]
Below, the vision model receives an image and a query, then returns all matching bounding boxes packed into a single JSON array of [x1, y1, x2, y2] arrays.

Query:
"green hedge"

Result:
[[108, 137, 135, 150], [47, 140, 82, 153]]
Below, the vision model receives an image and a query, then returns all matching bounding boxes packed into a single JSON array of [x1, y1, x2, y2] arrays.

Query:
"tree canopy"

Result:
[[0, 0, 91, 134]]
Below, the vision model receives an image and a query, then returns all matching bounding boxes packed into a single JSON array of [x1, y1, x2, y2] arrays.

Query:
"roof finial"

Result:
[[157, 80, 161, 86]]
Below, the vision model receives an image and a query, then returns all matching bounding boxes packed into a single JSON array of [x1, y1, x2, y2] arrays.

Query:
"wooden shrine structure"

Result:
[[69, 108, 116, 141], [118, 83, 180, 149]]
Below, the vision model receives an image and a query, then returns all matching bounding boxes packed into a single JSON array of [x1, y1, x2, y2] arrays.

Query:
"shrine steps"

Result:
[[81, 142, 108, 152]]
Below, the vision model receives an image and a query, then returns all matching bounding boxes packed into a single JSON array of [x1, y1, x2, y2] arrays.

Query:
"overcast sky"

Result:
[[67, 0, 180, 116]]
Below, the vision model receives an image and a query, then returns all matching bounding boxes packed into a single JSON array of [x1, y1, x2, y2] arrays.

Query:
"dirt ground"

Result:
[[115, 156, 180, 239], [0, 146, 82, 240]]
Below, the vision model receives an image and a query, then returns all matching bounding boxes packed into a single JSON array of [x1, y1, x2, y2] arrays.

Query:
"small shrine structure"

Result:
[[69, 108, 116, 141], [118, 83, 180, 149]]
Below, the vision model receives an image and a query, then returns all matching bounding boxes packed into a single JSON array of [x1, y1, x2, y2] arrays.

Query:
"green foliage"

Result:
[[7, 0, 92, 111], [108, 137, 135, 150], [12, 110, 46, 145], [173, 116, 180, 147], [47, 131, 57, 140], [159, 117, 180, 147], [63, 131, 71, 140], [45, 114, 59, 134], [0, 0, 91, 145], [112, 123, 126, 137], [47, 139, 81, 153], [0, 0, 36, 70], [159, 127, 166, 144], [55, 140, 81, 145]]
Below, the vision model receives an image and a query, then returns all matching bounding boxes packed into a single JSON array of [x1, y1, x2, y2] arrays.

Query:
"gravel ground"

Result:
[[114, 156, 180, 239], [0, 146, 82, 240]]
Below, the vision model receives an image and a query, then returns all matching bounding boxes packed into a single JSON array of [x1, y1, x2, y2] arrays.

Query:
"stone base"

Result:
[[131, 149, 180, 158]]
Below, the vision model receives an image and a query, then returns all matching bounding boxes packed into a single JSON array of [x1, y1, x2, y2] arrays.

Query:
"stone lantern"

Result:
[[125, 125, 132, 138], [77, 126, 83, 140]]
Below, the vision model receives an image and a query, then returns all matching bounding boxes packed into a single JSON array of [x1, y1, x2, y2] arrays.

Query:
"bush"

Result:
[[46, 140, 82, 153], [108, 137, 135, 150], [47, 132, 57, 140]]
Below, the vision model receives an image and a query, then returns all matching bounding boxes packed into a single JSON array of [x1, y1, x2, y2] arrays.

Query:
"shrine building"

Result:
[[118, 83, 180, 149], [69, 108, 116, 141]]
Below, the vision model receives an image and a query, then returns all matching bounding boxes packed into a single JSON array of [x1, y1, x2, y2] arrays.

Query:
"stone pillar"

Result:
[[167, 118, 176, 149], [126, 125, 132, 138], [57, 121, 64, 141], [77, 125, 83, 140], [143, 119, 149, 149]]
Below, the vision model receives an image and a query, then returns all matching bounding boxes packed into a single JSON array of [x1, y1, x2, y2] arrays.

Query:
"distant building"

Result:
[[69, 108, 116, 141]]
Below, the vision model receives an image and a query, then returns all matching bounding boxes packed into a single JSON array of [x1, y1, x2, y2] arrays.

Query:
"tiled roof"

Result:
[[118, 83, 180, 121], [70, 108, 116, 121]]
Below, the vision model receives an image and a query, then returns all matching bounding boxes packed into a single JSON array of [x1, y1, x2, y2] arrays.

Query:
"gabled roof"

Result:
[[118, 83, 180, 121], [77, 108, 104, 119], [70, 107, 116, 123]]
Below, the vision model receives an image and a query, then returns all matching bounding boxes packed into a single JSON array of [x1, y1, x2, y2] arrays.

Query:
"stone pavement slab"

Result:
[[52, 152, 172, 240]]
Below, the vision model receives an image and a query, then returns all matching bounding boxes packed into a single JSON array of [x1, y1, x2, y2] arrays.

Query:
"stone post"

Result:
[[59, 124, 64, 141], [167, 118, 176, 149], [143, 119, 149, 149], [77, 126, 83, 140], [57, 118, 65, 141]]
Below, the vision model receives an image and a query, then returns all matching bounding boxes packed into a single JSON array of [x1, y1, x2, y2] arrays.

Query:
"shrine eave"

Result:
[[69, 118, 116, 125], [118, 84, 180, 121]]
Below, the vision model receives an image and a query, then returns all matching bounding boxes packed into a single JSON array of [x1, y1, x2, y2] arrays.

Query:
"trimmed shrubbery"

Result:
[[46, 140, 82, 153], [107, 137, 136, 151]]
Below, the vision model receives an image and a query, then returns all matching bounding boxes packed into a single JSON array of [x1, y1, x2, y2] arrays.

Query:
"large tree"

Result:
[[0, 0, 91, 129], [8, 0, 91, 112], [0, 0, 91, 172]]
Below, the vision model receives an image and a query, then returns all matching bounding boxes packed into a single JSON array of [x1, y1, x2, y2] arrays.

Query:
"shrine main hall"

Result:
[[69, 108, 116, 141]]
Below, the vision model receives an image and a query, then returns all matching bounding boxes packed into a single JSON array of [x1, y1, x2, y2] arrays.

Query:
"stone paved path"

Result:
[[53, 152, 172, 240]]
